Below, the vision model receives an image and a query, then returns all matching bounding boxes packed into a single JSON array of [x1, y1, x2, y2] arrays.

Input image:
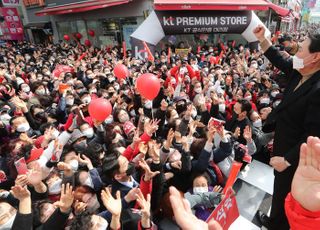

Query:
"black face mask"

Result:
[[126, 162, 136, 176], [35, 111, 47, 122], [73, 140, 87, 153]]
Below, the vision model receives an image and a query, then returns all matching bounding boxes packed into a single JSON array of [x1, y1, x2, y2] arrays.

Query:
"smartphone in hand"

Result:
[[14, 157, 28, 175]]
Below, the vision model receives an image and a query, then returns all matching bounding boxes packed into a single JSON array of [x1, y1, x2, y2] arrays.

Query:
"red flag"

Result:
[[197, 45, 201, 54], [220, 42, 226, 52], [206, 188, 239, 229], [167, 47, 171, 64], [122, 41, 127, 59], [78, 52, 87, 61], [223, 162, 243, 194], [232, 40, 236, 48], [143, 41, 154, 62]]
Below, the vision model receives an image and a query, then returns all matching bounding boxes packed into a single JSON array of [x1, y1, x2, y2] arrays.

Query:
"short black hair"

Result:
[[237, 99, 252, 114], [70, 211, 93, 230], [102, 152, 120, 180], [309, 33, 320, 53]]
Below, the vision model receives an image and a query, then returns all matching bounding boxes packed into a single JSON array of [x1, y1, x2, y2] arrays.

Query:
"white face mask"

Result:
[[292, 55, 304, 70], [194, 87, 202, 94], [114, 84, 120, 91], [129, 110, 136, 117], [22, 85, 30, 93], [260, 98, 270, 105], [0, 213, 16, 230], [48, 178, 62, 195], [271, 91, 279, 98], [66, 98, 74, 106], [251, 63, 258, 69], [108, 76, 115, 82], [89, 89, 97, 94], [83, 128, 94, 138], [144, 100, 153, 109], [36, 89, 46, 95], [16, 123, 30, 132], [84, 175, 94, 188], [104, 116, 113, 124], [253, 119, 262, 128], [0, 113, 11, 126], [218, 104, 226, 113], [82, 97, 91, 104], [69, 160, 79, 171], [193, 186, 208, 194], [245, 96, 252, 101], [273, 100, 281, 108], [191, 109, 197, 119]]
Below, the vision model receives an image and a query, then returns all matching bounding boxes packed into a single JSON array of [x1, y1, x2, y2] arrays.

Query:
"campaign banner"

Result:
[[157, 10, 251, 35], [131, 10, 271, 46], [0, 7, 24, 40], [206, 188, 239, 230]]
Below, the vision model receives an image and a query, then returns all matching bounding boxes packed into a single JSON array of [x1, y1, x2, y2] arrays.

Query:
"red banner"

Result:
[[206, 188, 239, 230], [53, 65, 74, 78], [0, 7, 24, 40]]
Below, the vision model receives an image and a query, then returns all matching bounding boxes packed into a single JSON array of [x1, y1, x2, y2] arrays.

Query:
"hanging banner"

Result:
[[131, 10, 271, 46], [0, 7, 24, 40], [206, 188, 239, 230]]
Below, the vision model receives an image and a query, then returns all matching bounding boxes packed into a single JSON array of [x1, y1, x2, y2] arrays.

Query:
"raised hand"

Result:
[[139, 159, 160, 181], [291, 136, 320, 211], [243, 125, 252, 143], [124, 187, 140, 203], [11, 185, 30, 201], [253, 25, 266, 42], [27, 162, 42, 186], [165, 128, 175, 149], [15, 174, 28, 187], [169, 186, 222, 230], [144, 119, 160, 136], [74, 200, 87, 215], [136, 189, 151, 219], [170, 161, 182, 170], [55, 183, 74, 213], [101, 188, 122, 217], [233, 127, 241, 139], [78, 154, 93, 170]]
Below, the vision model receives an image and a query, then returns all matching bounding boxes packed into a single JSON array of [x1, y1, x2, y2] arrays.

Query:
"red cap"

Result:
[[123, 121, 136, 136]]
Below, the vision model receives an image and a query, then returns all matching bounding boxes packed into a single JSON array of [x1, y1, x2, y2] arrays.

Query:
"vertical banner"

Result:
[[0, 7, 24, 40], [206, 188, 239, 230]]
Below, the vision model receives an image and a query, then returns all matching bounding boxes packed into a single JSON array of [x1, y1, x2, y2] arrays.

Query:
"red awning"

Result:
[[267, 1, 291, 16], [154, 0, 290, 15], [35, 0, 130, 16]]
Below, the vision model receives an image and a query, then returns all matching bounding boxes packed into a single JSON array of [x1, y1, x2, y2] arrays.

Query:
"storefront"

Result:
[[35, 0, 152, 47]]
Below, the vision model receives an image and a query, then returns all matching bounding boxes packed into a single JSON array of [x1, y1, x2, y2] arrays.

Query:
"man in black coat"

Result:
[[254, 26, 320, 230]]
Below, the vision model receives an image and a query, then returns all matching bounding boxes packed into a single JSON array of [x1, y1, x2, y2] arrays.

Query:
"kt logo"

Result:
[[163, 16, 175, 26]]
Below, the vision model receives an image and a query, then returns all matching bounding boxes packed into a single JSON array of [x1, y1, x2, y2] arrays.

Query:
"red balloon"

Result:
[[88, 98, 112, 121], [114, 63, 128, 80], [63, 35, 70, 41], [84, 39, 91, 47], [75, 33, 82, 40], [136, 73, 160, 100], [88, 29, 95, 37]]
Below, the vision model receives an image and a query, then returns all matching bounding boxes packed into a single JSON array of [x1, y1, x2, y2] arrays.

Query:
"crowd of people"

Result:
[[0, 23, 319, 230]]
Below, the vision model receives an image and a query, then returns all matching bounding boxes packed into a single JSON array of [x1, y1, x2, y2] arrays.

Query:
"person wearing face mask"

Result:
[[254, 25, 320, 230], [70, 130, 88, 154], [249, 110, 274, 164], [184, 174, 223, 221]]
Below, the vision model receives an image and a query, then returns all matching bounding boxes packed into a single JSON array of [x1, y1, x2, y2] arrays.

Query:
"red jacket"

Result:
[[285, 192, 320, 230], [164, 64, 200, 89], [122, 132, 151, 161]]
